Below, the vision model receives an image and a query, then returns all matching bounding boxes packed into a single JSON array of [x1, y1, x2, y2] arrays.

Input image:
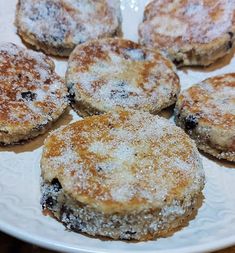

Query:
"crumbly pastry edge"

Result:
[[139, 24, 235, 67], [15, 1, 123, 57], [67, 90, 179, 117], [174, 107, 235, 162], [66, 39, 180, 117], [0, 42, 69, 145], [41, 180, 204, 241], [0, 106, 68, 145], [40, 109, 205, 240]]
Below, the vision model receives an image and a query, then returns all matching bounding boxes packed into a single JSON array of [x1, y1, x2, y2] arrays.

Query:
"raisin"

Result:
[[120, 93, 129, 99], [227, 41, 233, 50], [96, 166, 103, 172], [45, 78, 51, 84], [42, 196, 55, 209], [67, 91, 75, 104], [0, 130, 9, 134], [185, 115, 198, 130], [117, 81, 126, 87], [124, 49, 146, 61], [125, 231, 137, 235], [46, 196, 55, 208], [110, 89, 129, 99], [173, 58, 184, 66], [108, 123, 114, 129], [170, 92, 177, 100], [228, 32, 234, 38], [34, 122, 47, 131], [29, 16, 39, 21], [51, 178, 62, 192], [21, 91, 37, 101]]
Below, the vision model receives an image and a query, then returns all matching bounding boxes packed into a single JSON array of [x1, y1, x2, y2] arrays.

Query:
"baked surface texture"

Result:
[[66, 38, 180, 116], [15, 0, 122, 56], [139, 0, 235, 67], [41, 110, 205, 240], [0, 42, 68, 145], [175, 73, 235, 162]]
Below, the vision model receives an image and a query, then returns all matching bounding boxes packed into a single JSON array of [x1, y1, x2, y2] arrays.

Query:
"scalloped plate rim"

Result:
[[1, 220, 235, 253]]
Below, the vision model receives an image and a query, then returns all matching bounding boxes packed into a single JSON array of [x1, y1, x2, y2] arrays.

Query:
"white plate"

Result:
[[0, 1, 235, 252]]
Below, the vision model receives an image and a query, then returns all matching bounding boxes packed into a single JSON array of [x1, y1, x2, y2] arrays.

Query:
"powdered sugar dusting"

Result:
[[42, 110, 204, 211], [0, 42, 68, 134], [181, 74, 235, 128], [17, 0, 121, 50], [139, 0, 235, 48], [67, 39, 180, 113]]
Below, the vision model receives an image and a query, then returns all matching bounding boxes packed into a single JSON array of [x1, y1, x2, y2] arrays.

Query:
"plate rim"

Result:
[[1, 0, 235, 252], [1, 219, 235, 253]]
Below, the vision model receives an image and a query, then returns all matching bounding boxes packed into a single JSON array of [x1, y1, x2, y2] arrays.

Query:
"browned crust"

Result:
[[175, 73, 235, 162], [15, 0, 122, 57], [41, 110, 204, 213], [66, 38, 180, 116], [41, 180, 203, 241], [0, 43, 68, 144], [138, 0, 235, 67], [0, 111, 64, 145]]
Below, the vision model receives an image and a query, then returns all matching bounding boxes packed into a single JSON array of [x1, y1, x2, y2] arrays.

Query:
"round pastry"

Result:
[[15, 0, 122, 56], [175, 73, 235, 162], [0, 42, 68, 145], [139, 0, 235, 67], [41, 109, 205, 240], [66, 38, 180, 117]]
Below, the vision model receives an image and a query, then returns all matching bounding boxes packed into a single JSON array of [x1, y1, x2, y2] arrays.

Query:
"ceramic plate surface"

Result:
[[0, 1, 235, 252]]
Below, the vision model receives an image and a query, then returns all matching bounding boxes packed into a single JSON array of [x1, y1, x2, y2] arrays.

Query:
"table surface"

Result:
[[0, 232, 234, 253]]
